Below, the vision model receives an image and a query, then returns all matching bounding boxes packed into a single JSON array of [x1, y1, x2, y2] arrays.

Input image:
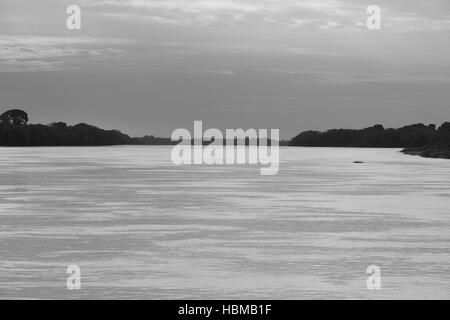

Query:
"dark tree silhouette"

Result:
[[290, 123, 450, 148], [0, 109, 29, 126], [0, 109, 174, 146]]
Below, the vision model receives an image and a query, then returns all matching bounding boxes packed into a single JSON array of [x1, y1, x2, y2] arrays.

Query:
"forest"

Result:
[[289, 123, 450, 148], [1, 109, 449, 158], [0, 109, 172, 146]]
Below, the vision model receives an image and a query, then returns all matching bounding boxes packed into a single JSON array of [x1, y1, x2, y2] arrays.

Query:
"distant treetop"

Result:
[[0, 109, 29, 126]]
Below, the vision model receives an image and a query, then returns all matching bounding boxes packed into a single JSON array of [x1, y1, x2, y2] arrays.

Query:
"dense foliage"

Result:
[[0, 122, 172, 146], [1, 107, 449, 151], [0, 109, 28, 126], [290, 123, 450, 148]]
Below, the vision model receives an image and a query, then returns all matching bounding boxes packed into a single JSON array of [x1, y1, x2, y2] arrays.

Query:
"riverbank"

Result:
[[402, 143, 450, 159]]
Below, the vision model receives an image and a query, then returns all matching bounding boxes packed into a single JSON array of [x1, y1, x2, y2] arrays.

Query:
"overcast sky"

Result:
[[1, 0, 450, 138]]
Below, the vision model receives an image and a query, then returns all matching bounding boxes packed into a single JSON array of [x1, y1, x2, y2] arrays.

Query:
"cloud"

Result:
[[1, 0, 449, 73], [82, 0, 354, 28], [0, 35, 129, 72], [0, 60, 69, 73], [80, 0, 450, 32], [99, 11, 218, 26], [190, 69, 236, 75], [385, 16, 450, 32]]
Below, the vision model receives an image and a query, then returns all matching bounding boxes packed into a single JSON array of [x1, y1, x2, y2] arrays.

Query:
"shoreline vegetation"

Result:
[[0, 109, 449, 159], [0, 121, 175, 147], [402, 143, 450, 159], [289, 123, 450, 159]]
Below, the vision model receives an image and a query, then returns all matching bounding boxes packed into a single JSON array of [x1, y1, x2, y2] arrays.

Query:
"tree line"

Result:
[[1, 109, 449, 149], [0, 121, 172, 146], [289, 123, 450, 148]]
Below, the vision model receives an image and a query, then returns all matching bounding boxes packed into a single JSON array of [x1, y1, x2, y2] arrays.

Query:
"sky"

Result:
[[1, 0, 450, 138]]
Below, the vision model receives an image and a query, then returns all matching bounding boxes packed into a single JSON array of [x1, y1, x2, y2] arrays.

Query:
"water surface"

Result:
[[0, 146, 449, 299]]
